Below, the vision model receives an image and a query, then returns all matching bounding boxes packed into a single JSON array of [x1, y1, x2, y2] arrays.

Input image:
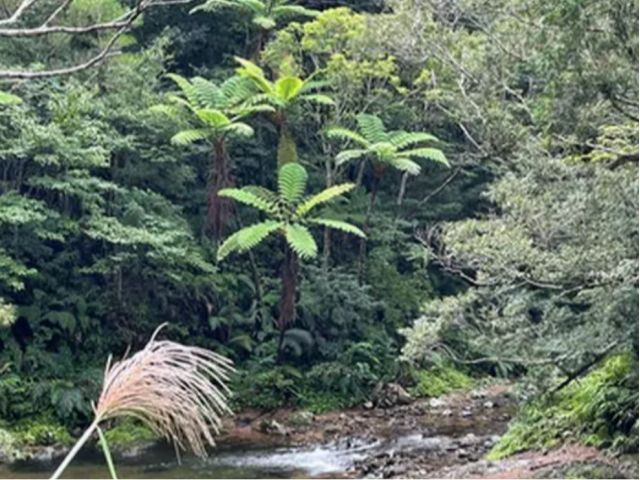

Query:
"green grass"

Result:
[[488, 353, 638, 460]]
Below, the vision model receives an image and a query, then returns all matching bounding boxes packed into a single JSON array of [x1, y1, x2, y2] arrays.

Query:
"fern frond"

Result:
[[335, 149, 368, 165], [300, 79, 330, 93], [217, 221, 282, 261], [284, 224, 317, 259], [325, 127, 368, 146], [171, 129, 211, 145], [218, 188, 277, 214], [278, 163, 308, 203], [275, 77, 304, 101], [190, 76, 225, 108], [195, 108, 231, 127], [300, 94, 335, 106], [219, 76, 258, 107], [166, 73, 201, 108], [252, 15, 276, 29], [357, 114, 388, 143], [390, 157, 421, 175], [223, 122, 254, 138], [295, 183, 355, 217], [235, 57, 273, 95], [244, 186, 279, 205], [390, 131, 439, 149], [308, 218, 365, 238], [401, 147, 449, 166], [272, 5, 319, 19]]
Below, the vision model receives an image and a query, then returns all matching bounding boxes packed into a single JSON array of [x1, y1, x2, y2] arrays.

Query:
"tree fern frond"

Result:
[[295, 183, 355, 217], [390, 157, 421, 175], [357, 114, 388, 143], [300, 79, 330, 93], [275, 77, 304, 101], [219, 76, 258, 107], [218, 188, 277, 214], [325, 127, 368, 146], [272, 5, 319, 19], [235, 57, 274, 94], [390, 131, 439, 149], [300, 94, 335, 106], [190, 0, 240, 14], [252, 15, 276, 29], [402, 147, 449, 166], [335, 149, 368, 165], [223, 122, 254, 138], [217, 221, 281, 261], [171, 129, 211, 145], [166, 73, 201, 108], [244, 186, 279, 205], [308, 218, 365, 238], [195, 108, 231, 127], [190, 76, 225, 108], [278, 163, 308, 203], [284, 224, 317, 259]]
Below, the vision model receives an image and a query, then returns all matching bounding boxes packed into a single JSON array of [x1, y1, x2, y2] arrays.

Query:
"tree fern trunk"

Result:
[[207, 139, 234, 240], [277, 243, 298, 360], [357, 172, 382, 283], [277, 123, 298, 167]]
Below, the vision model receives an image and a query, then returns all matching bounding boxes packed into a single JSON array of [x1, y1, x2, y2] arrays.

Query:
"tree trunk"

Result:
[[395, 172, 409, 219], [276, 122, 298, 167], [357, 167, 384, 283], [207, 139, 234, 240], [277, 243, 298, 359], [251, 28, 270, 61]]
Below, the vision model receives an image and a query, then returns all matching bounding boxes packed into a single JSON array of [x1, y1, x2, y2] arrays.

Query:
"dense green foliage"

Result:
[[0, 0, 637, 457], [489, 353, 638, 459]]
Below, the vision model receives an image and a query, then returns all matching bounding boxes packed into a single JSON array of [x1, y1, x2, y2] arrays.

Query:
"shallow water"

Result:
[[0, 439, 377, 479]]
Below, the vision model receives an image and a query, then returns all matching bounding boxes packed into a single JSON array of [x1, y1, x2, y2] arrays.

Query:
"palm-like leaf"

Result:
[[326, 127, 368, 146], [272, 5, 319, 19], [357, 114, 388, 143], [217, 220, 282, 261], [300, 94, 335, 106], [390, 131, 439, 149], [390, 157, 422, 175], [218, 188, 277, 214], [278, 163, 308, 203], [171, 129, 210, 145], [336, 149, 368, 165], [308, 218, 366, 237], [401, 147, 450, 166], [296, 183, 355, 217], [284, 224, 317, 259], [275, 77, 304, 101]]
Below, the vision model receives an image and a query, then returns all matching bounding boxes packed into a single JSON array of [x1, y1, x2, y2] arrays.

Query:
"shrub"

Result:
[[488, 353, 639, 460], [409, 364, 474, 397]]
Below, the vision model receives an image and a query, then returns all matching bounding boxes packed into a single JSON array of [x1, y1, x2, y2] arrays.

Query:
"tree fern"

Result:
[[400, 148, 449, 166]]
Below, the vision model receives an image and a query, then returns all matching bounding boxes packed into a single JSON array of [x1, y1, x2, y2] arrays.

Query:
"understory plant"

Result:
[[51, 324, 234, 479], [217, 162, 365, 356]]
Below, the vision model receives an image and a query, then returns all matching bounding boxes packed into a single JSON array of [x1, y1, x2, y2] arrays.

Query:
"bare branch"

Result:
[[0, 0, 38, 26], [0, 0, 195, 80]]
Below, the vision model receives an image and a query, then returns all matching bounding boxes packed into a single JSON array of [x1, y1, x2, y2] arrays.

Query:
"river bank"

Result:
[[1, 383, 636, 478]]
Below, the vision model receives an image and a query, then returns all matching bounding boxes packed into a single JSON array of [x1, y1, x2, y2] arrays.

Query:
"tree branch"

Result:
[[0, 0, 194, 80]]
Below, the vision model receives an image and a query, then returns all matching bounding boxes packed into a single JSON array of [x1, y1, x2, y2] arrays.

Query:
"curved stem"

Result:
[[50, 417, 101, 479]]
